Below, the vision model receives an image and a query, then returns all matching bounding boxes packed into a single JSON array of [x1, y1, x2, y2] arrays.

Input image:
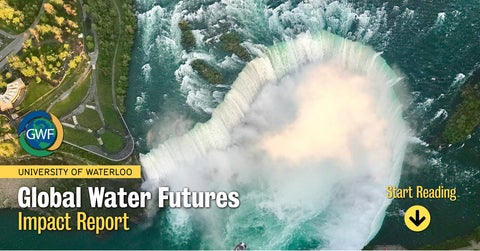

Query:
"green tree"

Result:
[[178, 20, 196, 51], [220, 33, 252, 61], [87, 41, 94, 51], [50, 0, 63, 6], [191, 59, 223, 85]]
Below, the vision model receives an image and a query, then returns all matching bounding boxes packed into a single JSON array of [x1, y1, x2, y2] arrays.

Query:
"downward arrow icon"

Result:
[[409, 209, 426, 227], [404, 205, 430, 232]]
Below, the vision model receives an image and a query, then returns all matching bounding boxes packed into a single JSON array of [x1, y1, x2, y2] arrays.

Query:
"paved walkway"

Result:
[[0, 29, 16, 39], [0, 0, 47, 69], [6, 0, 134, 162], [49, 0, 134, 161]]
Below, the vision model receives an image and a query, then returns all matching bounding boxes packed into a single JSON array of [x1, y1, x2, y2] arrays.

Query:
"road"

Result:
[[0, 29, 16, 39], [104, 0, 135, 161], [0, 33, 28, 68], [0, 0, 46, 69], [3, 0, 134, 162], [54, 0, 134, 162]]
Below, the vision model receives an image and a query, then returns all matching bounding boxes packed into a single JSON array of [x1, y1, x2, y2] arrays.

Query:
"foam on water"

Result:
[[141, 32, 410, 249], [133, 0, 409, 115], [432, 109, 448, 121], [435, 12, 446, 26]]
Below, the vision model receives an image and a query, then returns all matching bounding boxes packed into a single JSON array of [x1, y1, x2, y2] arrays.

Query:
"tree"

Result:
[[59, 50, 69, 60], [178, 20, 196, 51], [220, 33, 252, 61], [66, 19, 78, 29], [20, 67, 36, 77], [46, 55, 57, 62], [0, 81, 7, 90], [0, 1, 24, 30], [73, 55, 83, 63], [12, 16, 21, 26], [68, 60, 77, 69], [7, 56, 26, 70], [87, 41, 94, 51], [50, 0, 64, 6], [63, 4, 76, 16], [29, 28, 40, 41], [55, 16, 64, 26], [25, 38, 32, 47], [43, 3, 56, 15], [82, 4, 90, 13]]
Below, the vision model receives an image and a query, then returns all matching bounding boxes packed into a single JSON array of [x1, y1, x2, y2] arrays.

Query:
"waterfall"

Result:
[[140, 31, 410, 249]]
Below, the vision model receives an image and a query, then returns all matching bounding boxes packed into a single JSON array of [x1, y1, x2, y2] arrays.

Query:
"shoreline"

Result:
[[0, 179, 45, 208]]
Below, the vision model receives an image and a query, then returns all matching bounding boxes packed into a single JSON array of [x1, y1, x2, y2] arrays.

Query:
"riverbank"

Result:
[[0, 179, 42, 208]]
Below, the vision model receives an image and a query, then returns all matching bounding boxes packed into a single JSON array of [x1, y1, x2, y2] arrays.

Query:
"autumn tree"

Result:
[[7, 56, 26, 70], [20, 67, 36, 78], [55, 16, 64, 26], [0, 1, 24, 27], [63, 4, 76, 16], [43, 3, 56, 15]]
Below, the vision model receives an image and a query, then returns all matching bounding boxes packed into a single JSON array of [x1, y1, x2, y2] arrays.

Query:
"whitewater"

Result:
[[140, 32, 410, 249]]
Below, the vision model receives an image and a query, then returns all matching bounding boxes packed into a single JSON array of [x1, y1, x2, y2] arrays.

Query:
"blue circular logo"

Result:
[[18, 111, 63, 157], [24, 117, 57, 149]]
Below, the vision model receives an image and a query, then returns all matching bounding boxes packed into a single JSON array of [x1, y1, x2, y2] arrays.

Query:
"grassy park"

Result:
[[76, 108, 102, 130], [0, 0, 136, 163], [101, 130, 124, 153], [49, 71, 90, 117], [63, 127, 98, 147]]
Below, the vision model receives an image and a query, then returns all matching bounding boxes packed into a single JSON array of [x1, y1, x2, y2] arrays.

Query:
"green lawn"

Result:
[[63, 127, 99, 147], [19, 61, 89, 114], [0, 36, 13, 50], [97, 75, 126, 134], [58, 143, 116, 165], [19, 81, 54, 110], [88, 0, 135, 135], [49, 72, 91, 118], [36, 61, 89, 109], [100, 129, 124, 153], [76, 108, 103, 130]]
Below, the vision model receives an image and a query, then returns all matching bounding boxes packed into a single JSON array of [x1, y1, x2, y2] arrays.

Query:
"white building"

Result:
[[0, 78, 26, 112]]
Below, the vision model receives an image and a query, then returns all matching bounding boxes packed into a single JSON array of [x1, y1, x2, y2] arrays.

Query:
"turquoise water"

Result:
[[0, 0, 479, 249], [125, 0, 480, 249], [138, 32, 409, 249]]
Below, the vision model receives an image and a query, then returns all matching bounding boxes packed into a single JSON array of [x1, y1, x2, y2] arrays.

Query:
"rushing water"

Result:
[[125, 0, 480, 249], [140, 32, 410, 249], [0, 0, 479, 249]]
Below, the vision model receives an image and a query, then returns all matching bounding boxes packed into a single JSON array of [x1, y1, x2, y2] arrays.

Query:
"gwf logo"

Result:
[[18, 111, 63, 157], [25, 128, 55, 140]]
